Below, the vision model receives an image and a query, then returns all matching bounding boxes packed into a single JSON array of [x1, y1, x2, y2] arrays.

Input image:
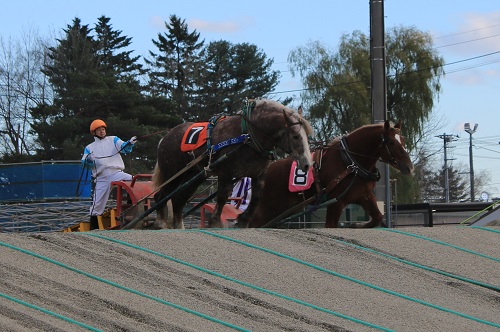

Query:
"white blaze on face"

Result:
[[395, 134, 407, 151]]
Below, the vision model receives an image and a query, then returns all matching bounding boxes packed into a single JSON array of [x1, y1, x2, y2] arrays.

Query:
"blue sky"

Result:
[[1, 0, 500, 199]]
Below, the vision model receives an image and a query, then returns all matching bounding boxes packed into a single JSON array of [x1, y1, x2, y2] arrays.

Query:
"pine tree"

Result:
[[31, 18, 98, 159], [31, 16, 180, 165], [94, 16, 143, 80], [197, 41, 279, 117], [146, 15, 204, 119]]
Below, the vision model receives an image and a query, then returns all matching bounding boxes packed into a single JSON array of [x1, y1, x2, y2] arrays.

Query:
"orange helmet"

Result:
[[90, 119, 107, 133]]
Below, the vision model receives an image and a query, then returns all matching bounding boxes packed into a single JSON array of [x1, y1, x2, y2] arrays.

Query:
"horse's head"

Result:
[[248, 99, 313, 172], [280, 109, 314, 172], [380, 120, 414, 175]]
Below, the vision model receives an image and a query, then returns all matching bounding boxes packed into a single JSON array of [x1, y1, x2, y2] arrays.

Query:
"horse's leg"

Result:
[[172, 206, 185, 229], [353, 193, 383, 228], [235, 175, 263, 228], [325, 202, 345, 228], [209, 177, 233, 228], [156, 200, 174, 229], [171, 176, 206, 229], [143, 199, 172, 229], [154, 188, 172, 229]]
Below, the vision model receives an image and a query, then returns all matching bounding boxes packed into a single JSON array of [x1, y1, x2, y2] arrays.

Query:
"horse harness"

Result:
[[203, 99, 305, 165], [264, 137, 362, 228], [253, 127, 398, 228], [379, 127, 403, 169], [240, 99, 305, 159]]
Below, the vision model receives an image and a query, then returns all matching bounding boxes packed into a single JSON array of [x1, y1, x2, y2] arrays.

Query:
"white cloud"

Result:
[[189, 17, 254, 34], [447, 66, 500, 86], [147, 16, 254, 35], [438, 11, 500, 86]]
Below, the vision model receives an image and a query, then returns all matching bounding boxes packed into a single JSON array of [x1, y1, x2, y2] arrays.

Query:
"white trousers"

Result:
[[90, 171, 132, 216]]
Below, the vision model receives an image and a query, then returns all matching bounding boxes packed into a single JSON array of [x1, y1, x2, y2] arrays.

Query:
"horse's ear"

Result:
[[384, 120, 390, 131], [298, 106, 303, 117], [283, 109, 290, 124], [395, 120, 402, 129]]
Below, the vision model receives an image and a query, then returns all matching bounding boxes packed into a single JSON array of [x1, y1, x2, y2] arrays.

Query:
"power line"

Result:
[[272, 48, 500, 95], [435, 33, 500, 49], [433, 23, 500, 40], [272, 23, 500, 95]]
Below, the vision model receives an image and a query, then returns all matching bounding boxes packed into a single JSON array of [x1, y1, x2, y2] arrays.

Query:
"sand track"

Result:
[[0, 227, 498, 332]]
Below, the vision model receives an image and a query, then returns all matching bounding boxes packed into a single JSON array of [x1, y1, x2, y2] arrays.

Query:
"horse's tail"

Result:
[[151, 162, 164, 191]]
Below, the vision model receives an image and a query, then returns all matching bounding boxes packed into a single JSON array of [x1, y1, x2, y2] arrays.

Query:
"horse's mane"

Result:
[[254, 99, 314, 136], [327, 123, 385, 147]]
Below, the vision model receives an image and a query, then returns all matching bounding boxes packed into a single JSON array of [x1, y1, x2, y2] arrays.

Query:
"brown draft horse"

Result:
[[152, 99, 314, 229], [249, 120, 414, 228]]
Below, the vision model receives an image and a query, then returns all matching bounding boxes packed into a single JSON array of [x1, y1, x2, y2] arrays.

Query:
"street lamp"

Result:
[[464, 123, 478, 202]]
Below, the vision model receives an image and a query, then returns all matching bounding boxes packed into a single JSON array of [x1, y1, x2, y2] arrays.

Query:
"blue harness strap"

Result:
[[206, 112, 250, 154], [211, 134, 250, 153]]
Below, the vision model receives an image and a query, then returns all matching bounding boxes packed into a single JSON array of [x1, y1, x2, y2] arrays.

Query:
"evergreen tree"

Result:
[[436, 165, 469, 203], [94, 15, 144, 83], [31, 16, 180, 166], [146, 15, 204, 119], [197, 40, 280, 118], [31, 18, 98, 159]]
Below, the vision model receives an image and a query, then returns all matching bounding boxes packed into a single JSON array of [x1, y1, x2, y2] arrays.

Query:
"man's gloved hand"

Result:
[[87, 153, 95, 161], [129, 136, 137, 145]]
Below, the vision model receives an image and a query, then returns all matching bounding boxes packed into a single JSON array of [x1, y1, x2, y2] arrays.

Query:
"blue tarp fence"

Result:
[[0, 161, 92, 202]]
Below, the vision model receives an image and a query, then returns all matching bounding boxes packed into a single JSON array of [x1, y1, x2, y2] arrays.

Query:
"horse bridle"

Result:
[[336, 125, 403, 174], [379, 128, 403, 169], [240, 99, 304, 159], [279, 111, 305, 154]]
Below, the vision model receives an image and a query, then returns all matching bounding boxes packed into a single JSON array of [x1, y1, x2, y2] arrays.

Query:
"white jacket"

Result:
[[82, 136, 133, 177]]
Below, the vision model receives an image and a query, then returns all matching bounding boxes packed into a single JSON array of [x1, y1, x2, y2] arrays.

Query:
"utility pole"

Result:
[[370, 0, 390, 226], [436, 133, 457, 202], [464, 123, 478, 202]]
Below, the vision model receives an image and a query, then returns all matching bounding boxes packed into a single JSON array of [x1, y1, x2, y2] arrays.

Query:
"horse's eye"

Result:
[[293, 135, 300, 140]]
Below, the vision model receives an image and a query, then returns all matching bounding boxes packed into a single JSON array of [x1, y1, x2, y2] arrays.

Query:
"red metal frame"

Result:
[[111, 174, 155, 220], [199, 198, 243, 228]]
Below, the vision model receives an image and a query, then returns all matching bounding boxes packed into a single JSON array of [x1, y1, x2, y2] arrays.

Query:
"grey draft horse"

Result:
[[152, 99, 314, 229]]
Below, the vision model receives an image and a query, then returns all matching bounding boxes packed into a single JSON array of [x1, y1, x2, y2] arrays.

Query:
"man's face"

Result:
[[94, 126, 106, 138]]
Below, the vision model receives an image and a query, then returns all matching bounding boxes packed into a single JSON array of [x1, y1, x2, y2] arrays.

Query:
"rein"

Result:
[[117, 132, 248, 225], [239, 99, 303, 160], [240, 99, 275, 159], [340, 136, 380, 181], [261, 164, 358, 228], [262, 132, 386, 228], [121, 143, 246, 230]]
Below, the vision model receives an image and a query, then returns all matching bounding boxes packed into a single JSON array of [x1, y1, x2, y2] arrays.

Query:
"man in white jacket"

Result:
[[82, 119, 137, 230]]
